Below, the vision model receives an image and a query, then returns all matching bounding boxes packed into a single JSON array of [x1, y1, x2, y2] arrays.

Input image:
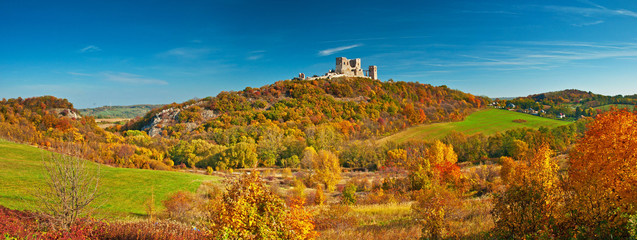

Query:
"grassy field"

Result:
[[381, 108, 571, 143], [593, 104, 635, 111], [0, 139, 217, 219]]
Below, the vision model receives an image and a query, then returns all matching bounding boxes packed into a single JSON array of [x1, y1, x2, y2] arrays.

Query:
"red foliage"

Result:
[[0, 205, 211, 240]]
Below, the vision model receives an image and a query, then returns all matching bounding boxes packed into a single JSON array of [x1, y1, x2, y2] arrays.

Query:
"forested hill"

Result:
[[123, 77, 488, 141], [509, 89, 637, 107]]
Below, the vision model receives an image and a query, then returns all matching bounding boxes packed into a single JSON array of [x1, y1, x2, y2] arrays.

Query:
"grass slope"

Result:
[[593, 104, 635, 111], [0, 139, 217, 219], [382, 109, 571, 143]]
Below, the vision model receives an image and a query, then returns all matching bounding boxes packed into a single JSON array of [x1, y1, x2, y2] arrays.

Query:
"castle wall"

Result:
[[368, 65, 377, 80], [303, 57, 376, 80]]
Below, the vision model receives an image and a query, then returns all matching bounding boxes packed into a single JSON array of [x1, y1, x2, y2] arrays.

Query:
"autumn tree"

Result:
[[412, 186, 460, 240], [207, 173, 316, 239], [565, 109, 637, 238], [309, 149, 342, 192], [492, 144, 562, 238], [256, 125, 285, 167]]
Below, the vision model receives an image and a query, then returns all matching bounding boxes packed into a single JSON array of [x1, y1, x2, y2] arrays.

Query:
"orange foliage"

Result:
[[567, 109, 637, 237]]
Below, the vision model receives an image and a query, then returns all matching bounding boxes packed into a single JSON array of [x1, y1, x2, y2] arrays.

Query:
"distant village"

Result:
[[296, 57, 378, 81], [490, 101, 567, 119]]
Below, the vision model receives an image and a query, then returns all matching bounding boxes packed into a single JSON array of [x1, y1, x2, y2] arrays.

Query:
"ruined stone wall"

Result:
[[368, 65, 377, 80]]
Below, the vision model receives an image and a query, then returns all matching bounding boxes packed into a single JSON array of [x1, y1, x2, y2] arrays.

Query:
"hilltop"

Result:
[[123, 77, 487, 140]]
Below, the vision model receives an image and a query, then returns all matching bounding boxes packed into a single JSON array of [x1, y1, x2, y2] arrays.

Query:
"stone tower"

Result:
[[368, 65, 377, 80], [335, 57, 365, 77], [335, 57, 351, 75]]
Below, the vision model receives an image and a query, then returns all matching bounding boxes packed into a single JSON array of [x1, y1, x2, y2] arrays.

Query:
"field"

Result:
[[94, 118, 131, 128], [79, 104, 163, 119], [593, 104, 635, 111], [381, 108, 571, 143], [0, 139, 217, 219]]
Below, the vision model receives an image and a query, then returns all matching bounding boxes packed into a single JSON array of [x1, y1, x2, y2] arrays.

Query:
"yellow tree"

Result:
[[208, 173, 316, 239], [492, 144, 562, 238], [310, 149, 342, 192], [567, 109, 637, 238]]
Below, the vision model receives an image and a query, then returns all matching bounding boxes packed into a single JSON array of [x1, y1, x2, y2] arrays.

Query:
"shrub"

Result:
[[314, 184, 326, 205], [412, 187, 461, 240], [207, 173, 317, 239], [341, 184, 357, 205], [163, 191, 201, 223]]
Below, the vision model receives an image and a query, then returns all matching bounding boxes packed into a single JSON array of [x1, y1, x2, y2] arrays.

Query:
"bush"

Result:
[[207, 173, 317, 239], [341, 184, 357, 205], [163, 191, 202, 223], [0, 205, 211, 240]]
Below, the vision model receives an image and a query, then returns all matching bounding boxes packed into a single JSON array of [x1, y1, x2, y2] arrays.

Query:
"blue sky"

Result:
[[2, 0, 637, 108]]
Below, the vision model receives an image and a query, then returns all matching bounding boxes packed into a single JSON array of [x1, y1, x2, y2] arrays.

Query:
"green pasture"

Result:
[[593, 104, 635, 111], [381, 109, 571, 143], [0, 139, 217, 219]]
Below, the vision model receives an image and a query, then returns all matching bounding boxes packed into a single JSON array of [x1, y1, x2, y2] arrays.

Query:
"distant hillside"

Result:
[[497, 89, 636, 120], [80, 104, 164, 119], [381, 108, 571, 143]]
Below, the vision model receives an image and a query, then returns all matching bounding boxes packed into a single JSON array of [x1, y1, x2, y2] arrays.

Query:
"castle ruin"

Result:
[[299, 57, 378, 80]]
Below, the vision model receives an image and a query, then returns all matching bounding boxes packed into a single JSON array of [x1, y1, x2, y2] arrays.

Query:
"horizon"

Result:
[[2, 0, 637, 108]]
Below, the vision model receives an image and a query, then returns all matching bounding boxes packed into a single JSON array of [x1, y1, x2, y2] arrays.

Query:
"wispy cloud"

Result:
[[158, 47, 212, 59], [378, 41, 637, 74], [322, 36, 429, 43], [247, 50, 266, 60], [79, 45, 101, 53], [544, 2, 637, 18], [571, 20, 604, 27], [460, 10, 518, 15], [103, 72, 168, 85], [247, 55, 264, 60], [67, 72, 93, 76], [318, 44, 362, 56]]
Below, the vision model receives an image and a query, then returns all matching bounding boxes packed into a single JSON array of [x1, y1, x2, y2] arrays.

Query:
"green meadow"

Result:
[[0, 139, 217, 219], [381, 108, 571, 143], [593, 104, 635, 111]]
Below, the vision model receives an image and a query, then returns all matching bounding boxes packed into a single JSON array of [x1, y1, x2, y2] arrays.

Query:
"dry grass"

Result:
[[315, 203, 420, 240]]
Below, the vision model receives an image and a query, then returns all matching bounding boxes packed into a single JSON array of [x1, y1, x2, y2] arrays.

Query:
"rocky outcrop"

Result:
[[143, 108, 180, 137], [52, 108, 82, 119], [142, 102, 219, 137]]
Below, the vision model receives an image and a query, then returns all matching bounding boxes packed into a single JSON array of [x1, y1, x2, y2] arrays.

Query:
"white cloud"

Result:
[[247, 55, 264, 60], [246, 50, 266, 60], [571, 20, 605, 27], [103, 72, 168, 85], [386, 41, 637, 73], [67, 72, 93, 76], [79, 45, 101, 53], [318, 44, 362, 56], [158, 47, 212, 59], [544, 3, 637, 18]]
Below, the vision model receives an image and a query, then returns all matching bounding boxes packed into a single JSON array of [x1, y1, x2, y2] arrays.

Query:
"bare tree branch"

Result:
[[37, 148, 100, 230]]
